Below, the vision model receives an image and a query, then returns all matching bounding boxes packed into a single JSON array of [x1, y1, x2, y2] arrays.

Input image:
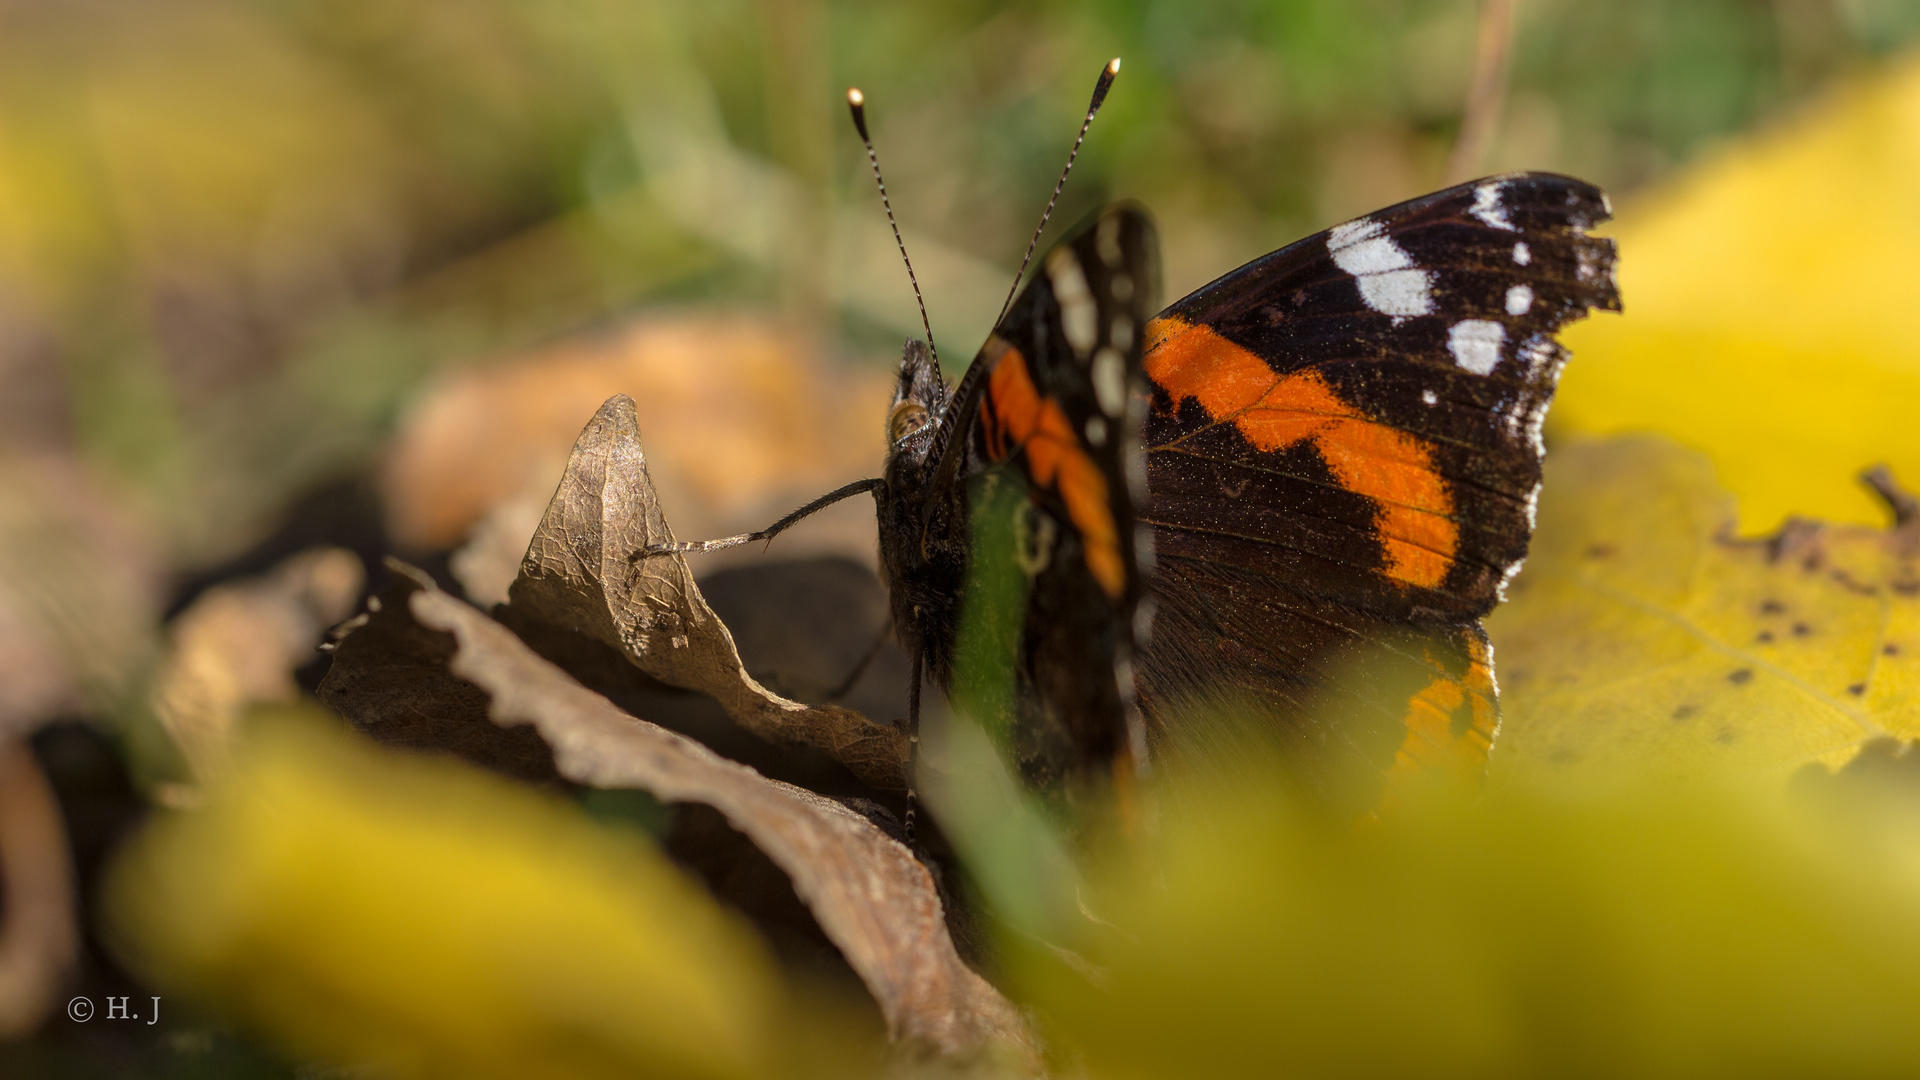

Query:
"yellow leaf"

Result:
[[101, 707, 785, 1080], [1554, 53, 1920, 532], [1486, 436, 1920, 784]]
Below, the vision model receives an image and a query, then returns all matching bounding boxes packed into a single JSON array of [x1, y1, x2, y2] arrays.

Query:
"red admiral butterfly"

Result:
[[653, 60, 1619, 824]]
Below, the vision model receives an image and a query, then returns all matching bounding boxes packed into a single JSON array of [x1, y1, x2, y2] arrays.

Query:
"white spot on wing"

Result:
[[1085, 415, 1108, 446], [1447, 320, 1506, 375], [1524, 482, 1541, 529], [1484, 638, 1501, 702], [1518, 335, 1559, 376], [1525, 403, 1548, 456], [1422, 389, 1438, 405], [1505, 284, 1534, 315], [1328, 218, 1434, 317], [1359, 273, 1435, 319], [1497, 556, 1527, 602], [1512, 241, 1531, 265], [1097, 213, 1125, 267], [1576, 246, 1600, 283], [1047, 247, 1098, 356], [1092, 346, 1127, 417], [1502, 403, 1525, 440], [1471, 183, 1516, 231]]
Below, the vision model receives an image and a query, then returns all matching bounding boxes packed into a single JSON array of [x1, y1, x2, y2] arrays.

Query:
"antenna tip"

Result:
[[846, 88, 871, 142], [1088, 58, 1120, 115]]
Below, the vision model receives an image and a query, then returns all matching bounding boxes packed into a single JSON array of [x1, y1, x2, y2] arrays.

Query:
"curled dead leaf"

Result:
[[387, 565, 1032, 1061], [503, 394, 909, 794]]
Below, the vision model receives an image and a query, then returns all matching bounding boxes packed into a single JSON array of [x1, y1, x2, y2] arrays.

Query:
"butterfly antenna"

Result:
[[848, 87, 938, 365], [995, 57, 1121, 327]]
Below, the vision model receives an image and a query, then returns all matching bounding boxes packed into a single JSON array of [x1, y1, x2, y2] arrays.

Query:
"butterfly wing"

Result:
[[1136, 173, 1619, 804], [930, 204, 1158, 797]]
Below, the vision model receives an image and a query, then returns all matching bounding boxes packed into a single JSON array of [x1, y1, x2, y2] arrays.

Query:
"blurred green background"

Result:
[[5, 0, 1920, 574]]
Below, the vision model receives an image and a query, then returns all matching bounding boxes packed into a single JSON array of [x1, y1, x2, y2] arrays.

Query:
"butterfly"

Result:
[[656, 62, 1619, 823]]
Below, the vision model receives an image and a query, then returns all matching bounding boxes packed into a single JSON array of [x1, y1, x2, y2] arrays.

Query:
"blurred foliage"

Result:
[[102, 705, 812, 1080], [1020, 758, 1920, 1079], [3, 0, 1918, 567]]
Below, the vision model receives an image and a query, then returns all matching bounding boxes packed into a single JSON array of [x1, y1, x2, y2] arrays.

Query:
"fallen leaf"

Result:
[[152, 547, 363, 783], [0, 740, 78, 1038], [1485, 436, 1920, 784], [316, 573, 563, 787], [381, 316, 891, 560], [449, 485, 548, 609], [1554, 54, 1920, 532], [103, 708, 788, 1080], [399, 567, 1033, 1062], [502, 394, 909, 795]]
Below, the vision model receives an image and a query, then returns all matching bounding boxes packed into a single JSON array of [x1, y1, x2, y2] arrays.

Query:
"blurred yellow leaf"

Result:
[[102, 707, 785, 1080], [1486, 436, 1920, 784], [1023, 769, 1920, 1078], [1555, 53, 1920, 532]]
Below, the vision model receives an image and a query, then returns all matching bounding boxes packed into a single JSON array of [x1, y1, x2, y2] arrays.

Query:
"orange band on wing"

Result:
[[984, 340, 1126, 599], [1143, 315, 1456, 590]]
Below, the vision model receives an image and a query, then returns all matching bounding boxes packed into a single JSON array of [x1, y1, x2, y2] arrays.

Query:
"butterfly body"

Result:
[[876, 339, 965, 690]]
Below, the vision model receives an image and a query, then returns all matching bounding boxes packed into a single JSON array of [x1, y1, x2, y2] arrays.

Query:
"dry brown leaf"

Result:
[[503, 394, 909, 794], [316, 573, 563, 787], [153, 548, 363, 783], [449, 485, 549, 608], [0, 740, 78, 1037], [382, 316, 891, 562], [398, 568, 1033, 1062]]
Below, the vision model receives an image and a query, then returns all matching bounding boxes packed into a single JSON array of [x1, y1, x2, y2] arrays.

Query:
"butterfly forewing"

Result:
[[1135, 173, 1617, 802]]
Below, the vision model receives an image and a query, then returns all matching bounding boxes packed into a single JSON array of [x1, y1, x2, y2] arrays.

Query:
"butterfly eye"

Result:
[[888, 401, 930, 442]]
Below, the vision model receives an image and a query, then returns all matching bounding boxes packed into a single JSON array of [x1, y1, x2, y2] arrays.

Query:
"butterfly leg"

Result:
[[632, 477, 886, 558]]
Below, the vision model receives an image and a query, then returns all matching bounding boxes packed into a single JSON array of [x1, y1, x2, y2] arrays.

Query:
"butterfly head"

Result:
[[886, 337, 949, 464]]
